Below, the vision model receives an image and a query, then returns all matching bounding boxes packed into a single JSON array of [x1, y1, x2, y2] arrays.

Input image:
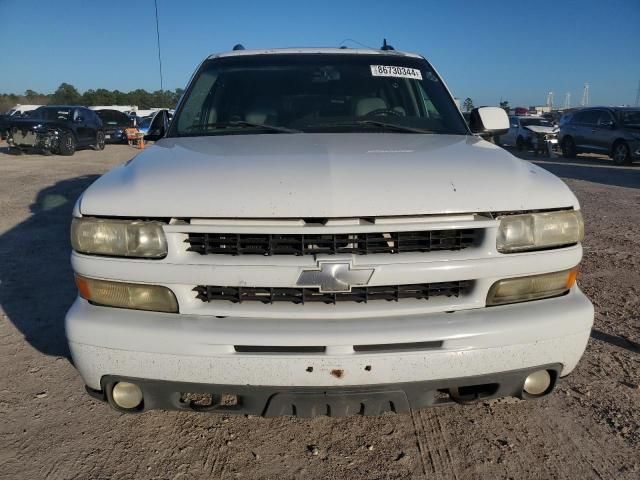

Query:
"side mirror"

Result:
[[144, 111, 169, 141], [469, 107, 509, 136]]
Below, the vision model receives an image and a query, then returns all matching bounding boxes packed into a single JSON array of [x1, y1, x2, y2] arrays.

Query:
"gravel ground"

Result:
[[0, 142, 638, 479]]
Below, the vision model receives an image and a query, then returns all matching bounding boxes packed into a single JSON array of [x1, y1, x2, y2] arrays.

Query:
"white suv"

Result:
[[66, 47, 593, 416]]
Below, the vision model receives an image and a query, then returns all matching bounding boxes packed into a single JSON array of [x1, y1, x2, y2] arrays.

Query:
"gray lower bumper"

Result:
[[92, 364, 561, 417]]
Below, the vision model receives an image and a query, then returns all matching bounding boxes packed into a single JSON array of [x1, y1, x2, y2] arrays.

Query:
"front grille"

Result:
[[186, 229, 477, 256], [194, 281, 472, 305]]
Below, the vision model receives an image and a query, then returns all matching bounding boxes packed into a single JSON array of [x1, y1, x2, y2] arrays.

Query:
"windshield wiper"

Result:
[[185, 121, 301, 134], [307, 120, 434, 134]]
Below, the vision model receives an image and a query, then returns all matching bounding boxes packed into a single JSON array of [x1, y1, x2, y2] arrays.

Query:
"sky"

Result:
[[1, 0, 639, 107]]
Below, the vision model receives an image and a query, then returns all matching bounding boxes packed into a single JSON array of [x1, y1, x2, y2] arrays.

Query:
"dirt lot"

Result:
[[0, 142, 638, 479]]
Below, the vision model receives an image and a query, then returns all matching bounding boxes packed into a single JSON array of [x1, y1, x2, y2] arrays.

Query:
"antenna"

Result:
[[563, 92, 571, 110], [381, 39, 395, 51], [581, 83, 589, 107], [154, 0, 164, 92]]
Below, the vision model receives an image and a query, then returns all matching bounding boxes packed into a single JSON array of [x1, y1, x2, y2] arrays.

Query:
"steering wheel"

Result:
[[365, 108, 403, 117]]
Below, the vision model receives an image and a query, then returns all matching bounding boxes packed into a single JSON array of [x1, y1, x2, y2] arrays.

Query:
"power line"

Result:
[[154, 0, 164, 92]]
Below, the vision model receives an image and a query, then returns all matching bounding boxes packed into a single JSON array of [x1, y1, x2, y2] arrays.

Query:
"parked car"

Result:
[[95, 109, 134, 143], [498, 115, 556, 150], [5, 106, 105, 155], [66, 46, 592, 416], [559, 107, 640, 164]]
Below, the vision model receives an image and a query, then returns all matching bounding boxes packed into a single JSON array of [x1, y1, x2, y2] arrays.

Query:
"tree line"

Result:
[[0, 83, 184, 113]]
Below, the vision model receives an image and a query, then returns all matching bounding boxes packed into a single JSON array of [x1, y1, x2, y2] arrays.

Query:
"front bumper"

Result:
[[96, 365, 561, 416], [67, 287, 593, 413]]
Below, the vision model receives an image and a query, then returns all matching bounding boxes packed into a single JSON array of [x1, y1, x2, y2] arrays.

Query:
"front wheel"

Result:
[[93, 131, 106, 151], [611, 141, 631, 165], [58, 132, 76, 156], [561, 137, 576, 158]]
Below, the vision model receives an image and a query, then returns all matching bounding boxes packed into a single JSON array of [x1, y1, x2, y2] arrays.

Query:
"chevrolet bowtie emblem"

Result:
[[297, 261, 375, 293]]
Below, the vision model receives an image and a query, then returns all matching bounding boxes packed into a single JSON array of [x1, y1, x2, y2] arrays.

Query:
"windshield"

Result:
[[619, 110, 640, 127], [520, 117, 552, 127], [170, 54, 468, 137], [36, 107, 72, 121], [139, 117, 153, 128]]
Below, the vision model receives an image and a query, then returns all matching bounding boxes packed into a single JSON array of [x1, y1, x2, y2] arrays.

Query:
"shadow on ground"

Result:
[[504, 147, 640, 189], [591, 329, 640, 354], [0, 175, 99, 357]]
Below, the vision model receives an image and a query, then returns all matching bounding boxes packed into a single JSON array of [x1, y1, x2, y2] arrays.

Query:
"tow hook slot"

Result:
[[448, 383, 499, 404]]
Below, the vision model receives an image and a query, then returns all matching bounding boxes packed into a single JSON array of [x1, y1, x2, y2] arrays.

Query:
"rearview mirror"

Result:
[[469, 107, 509, 136]]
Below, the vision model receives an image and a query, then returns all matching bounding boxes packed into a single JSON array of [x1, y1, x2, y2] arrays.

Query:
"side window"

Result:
[[576, 110, 599, 125], [510, 117, 519, 128], [596, 110, 614, 126]]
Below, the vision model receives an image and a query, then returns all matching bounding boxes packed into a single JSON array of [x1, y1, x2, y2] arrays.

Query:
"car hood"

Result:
[[3, 117, 64, 131], [79, 133, 579, 218]]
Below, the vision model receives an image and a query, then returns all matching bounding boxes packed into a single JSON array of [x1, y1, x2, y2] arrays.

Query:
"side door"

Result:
[[570, 110, 599, 151], [592, 110, 616, 152], [72, 108, 90, 145]]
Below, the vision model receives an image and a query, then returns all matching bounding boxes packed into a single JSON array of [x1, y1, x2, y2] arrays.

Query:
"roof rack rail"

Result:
[[381, 39, 395, 51], [232, 44, 245, 51]]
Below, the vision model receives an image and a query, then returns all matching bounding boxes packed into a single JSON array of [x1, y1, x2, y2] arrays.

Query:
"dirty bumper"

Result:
[[94, 365, 561, 417]]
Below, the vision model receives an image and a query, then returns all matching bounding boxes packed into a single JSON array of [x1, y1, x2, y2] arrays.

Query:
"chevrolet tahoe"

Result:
[[65, 47, 593, 416]]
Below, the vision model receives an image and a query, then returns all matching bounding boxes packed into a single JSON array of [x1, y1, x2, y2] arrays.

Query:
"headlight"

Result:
[[497, 210, 583, 253], [75, 275, 178, 313], [487, 268, 578, 306], [71, 217, 167, 258]]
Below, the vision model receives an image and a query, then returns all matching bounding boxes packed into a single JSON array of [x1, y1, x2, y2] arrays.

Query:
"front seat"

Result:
[[355, 97, 387, 117]]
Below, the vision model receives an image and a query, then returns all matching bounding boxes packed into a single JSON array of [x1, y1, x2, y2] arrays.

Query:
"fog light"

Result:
[[75, 275, 178, 313], [112, 382, 143, 409], [523, 370, 552, 396]]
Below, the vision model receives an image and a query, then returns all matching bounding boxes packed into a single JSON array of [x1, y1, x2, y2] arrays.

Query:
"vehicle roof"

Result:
[[208, 47, 423, 60], [39, 105, 87, 109], [573, 106, 640, 112]]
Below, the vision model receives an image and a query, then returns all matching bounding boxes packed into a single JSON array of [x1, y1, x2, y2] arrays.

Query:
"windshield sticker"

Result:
[[370, 65, 423, 80]]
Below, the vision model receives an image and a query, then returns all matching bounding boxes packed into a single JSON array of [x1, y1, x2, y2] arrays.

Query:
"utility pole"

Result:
[[563, 92, 571, 110], [154, 0, 164, 92], [581, 83, 589, 107], [635, 80, 640, 107]]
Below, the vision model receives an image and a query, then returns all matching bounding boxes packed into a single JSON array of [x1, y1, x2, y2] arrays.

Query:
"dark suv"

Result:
[[5, 106, 105, 156], [559, 107, 640, 165]]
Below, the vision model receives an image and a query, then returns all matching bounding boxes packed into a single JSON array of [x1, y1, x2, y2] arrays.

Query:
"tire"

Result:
[[611, 141, 631, 165], [93, 130, 106, 151], [561, 137, 577, 158], [58, 132, 76, 156], [516, 136, 524, 151]]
